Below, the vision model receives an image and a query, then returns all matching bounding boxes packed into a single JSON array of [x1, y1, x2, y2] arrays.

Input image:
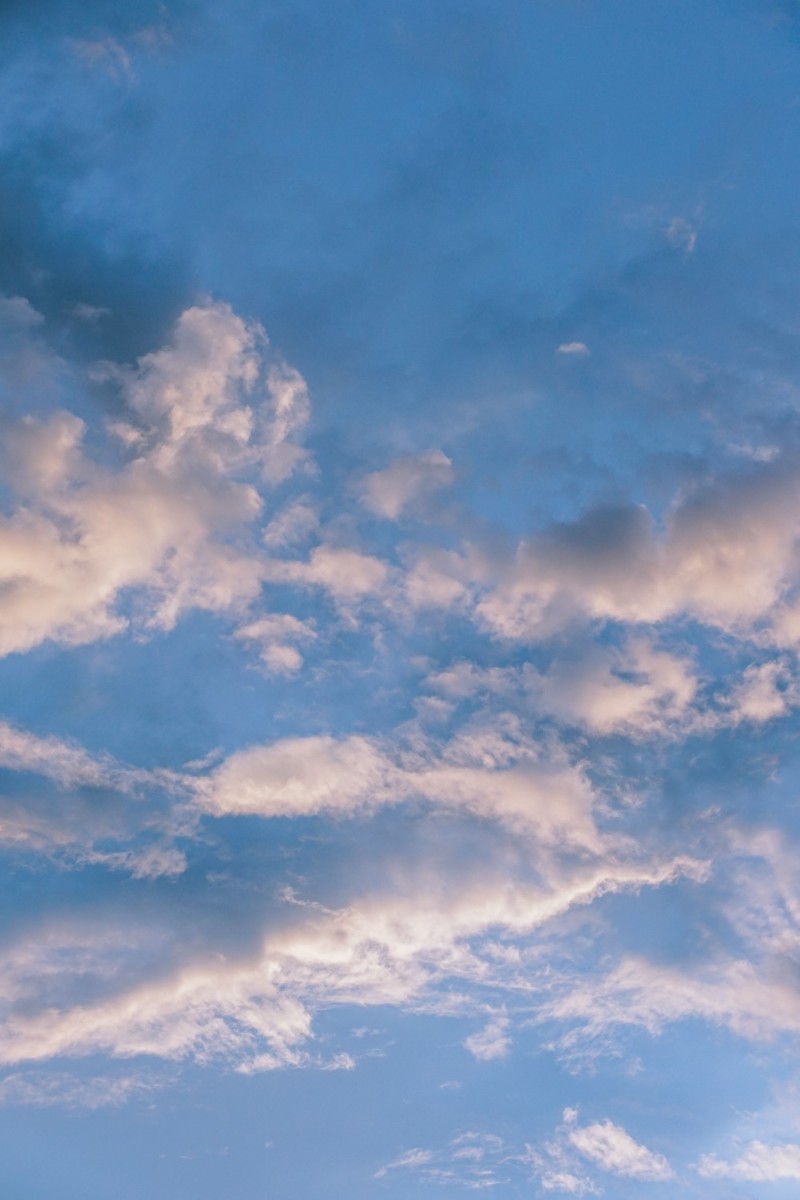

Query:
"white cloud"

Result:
[[203, 734, 394, 818], [473, 459, 800, 642], [0, 301, 312, 656], [523, 638, 696, 735], [539, 1169, 599, 1195], [0, 1070, 163, 1110], [556, 342, 591, 357], [697, 1140, 800, 1181], [0, 719, 119, 790], [464, 1014, 511, 1061], [265, 545, 389, 613], [234, 613, 317, 674], [722, 660, 797, 724], [262, 499, 319, 548], [545, 952, 800, 1049], [359, 449, 454, 520], [0, 828, 700, 1073], [568, 1119, 673, 1181]]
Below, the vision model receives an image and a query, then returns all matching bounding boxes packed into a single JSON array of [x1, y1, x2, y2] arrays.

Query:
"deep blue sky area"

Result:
[[3, 2, 800, 1196]]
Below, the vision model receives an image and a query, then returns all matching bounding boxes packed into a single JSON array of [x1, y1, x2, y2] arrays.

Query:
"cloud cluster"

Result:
[[0, 300, 309, 656]]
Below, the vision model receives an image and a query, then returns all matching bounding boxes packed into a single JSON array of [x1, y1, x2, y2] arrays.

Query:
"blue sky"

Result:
[[4, 1, 800, 1196]]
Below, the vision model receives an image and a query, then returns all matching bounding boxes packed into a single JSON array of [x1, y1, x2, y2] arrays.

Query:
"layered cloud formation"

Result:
[[1, 289, 800, 1196], [4, 2, 800, 1197]]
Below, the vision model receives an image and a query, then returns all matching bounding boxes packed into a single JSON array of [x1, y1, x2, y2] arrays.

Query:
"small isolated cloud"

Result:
[[69, 37, 135, 84], [464, 1014, 511, 1061], [375, 1147, 434, 1177], [234, 613, 316, 674], [359, 449, 454, 520], [568, 1118, 673, 1181], [665, 216, 698, 254], [697, 1140, 800, 1181], [556, 342, 591, 357]]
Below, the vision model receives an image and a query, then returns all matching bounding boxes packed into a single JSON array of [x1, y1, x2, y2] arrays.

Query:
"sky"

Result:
[[4, 0, 800, 1196]]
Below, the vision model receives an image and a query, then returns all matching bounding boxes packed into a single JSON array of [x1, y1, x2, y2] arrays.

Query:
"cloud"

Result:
[[266, 544, 389, 605], [0, 718, 190, 868], [721, 659, 798, 724], [473, 456, 800, 641], [568, 1118, 673, 1181], [234, 613, 317, 674], [539, 1169, 599, 1195], [556, 342, 591, 357], [359, 449, 454, 520], [376, 1132, 512, 1189], [0, 299, 311, 656], [203, 734, 394, 819], [664, 216, 698, 254], [696, 1140, 800, 1181], [463, 1014, 511, 1061], [523, 638, 696, 735], [545, 952, 800, 1050], [0, 824, 700, 1073], [0, 1070, 164, 1110], [201, 719, 610, 849]]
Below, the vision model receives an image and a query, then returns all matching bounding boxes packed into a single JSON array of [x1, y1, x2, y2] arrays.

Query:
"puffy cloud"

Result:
[[721, 659, 798, 725], [463, 1014, 511, 1061], [201, 720, 607, 849], [524, 638, 696, 735], [471, 457, 800, 642], [203, 734, 393, 818], [696, 1140, 800, 1181], [0, 300, 311, 655], [234, 613, 317, 674], [359, 449, 454, 520], [567, 1118, 673, 1181]]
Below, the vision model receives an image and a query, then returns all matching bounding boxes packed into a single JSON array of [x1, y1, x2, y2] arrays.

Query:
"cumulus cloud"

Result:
[[463, 1014, 511, 1061], [234, 613, 317, 674], [524, 638, 696, 735], [200, 719, 610, 850], [359, 449, 454, 520], [0, 299, 311, 656], [696, 1140, 800, 1181], [721, 659, 798, 725], [203, 734, 394, 819], [471, 457, 800, 641], [266, 544, 389, 606], [567, 1117, 673, 1181]]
